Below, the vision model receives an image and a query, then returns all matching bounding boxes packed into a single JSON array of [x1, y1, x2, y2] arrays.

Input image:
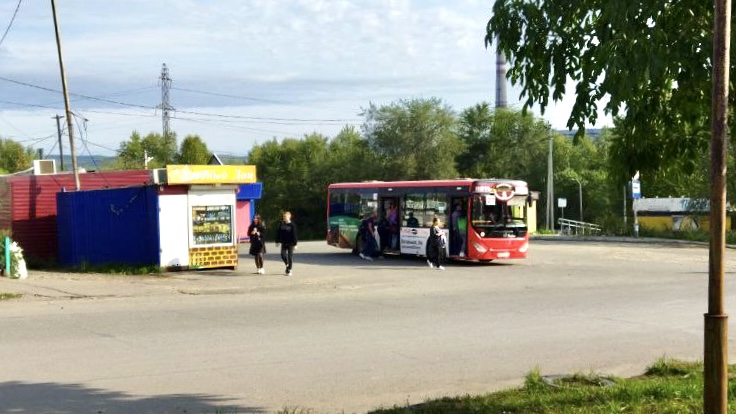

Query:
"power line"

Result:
[[0, 75, 362, 124], [74, 113, 111, 182], [0, 76, 153, 110], [0, 0, 22, 49], [175, 107, 359, 124], [172, 86, 288, 105]]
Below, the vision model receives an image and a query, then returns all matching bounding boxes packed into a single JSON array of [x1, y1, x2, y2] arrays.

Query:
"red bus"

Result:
[[326, 179, 531, 261]]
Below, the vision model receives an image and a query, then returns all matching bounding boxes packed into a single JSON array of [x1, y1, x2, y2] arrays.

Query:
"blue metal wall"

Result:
[[57, 186, 160, 268], [237, 183, 263, 200]]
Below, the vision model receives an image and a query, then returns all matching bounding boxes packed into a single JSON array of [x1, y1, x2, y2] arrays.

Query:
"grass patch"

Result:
[[0, 292, 22, 300], [73, 262, 163, 276], [370, 358, 735, 414]]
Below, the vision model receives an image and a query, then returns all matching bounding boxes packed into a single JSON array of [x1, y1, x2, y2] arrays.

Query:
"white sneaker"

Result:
[[427, 260, 434, 269], [459, 252, 465, 257], [259, 268, 266, 275], [365, 256, 373, 262], [359, 253, 366, 259], [437, 266, 445, 270], [287, 270, 293, 277]]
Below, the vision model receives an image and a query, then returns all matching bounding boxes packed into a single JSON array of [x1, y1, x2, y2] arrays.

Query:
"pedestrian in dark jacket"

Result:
[[426, 217, 446, 270], [248, 214, 267, 274], [275, 211, 298, 276]]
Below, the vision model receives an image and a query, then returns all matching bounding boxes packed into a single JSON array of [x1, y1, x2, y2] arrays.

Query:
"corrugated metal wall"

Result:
[[0, 178, 11, 233], [57, 186, 160, 268], [8, 170, 151, 263]]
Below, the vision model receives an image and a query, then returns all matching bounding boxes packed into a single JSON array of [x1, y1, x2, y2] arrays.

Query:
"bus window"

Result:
[[471, 195, 526, 229], [329, 192, 361, 219], [426, 192, 447, 228], [403, 193, 425, 227]]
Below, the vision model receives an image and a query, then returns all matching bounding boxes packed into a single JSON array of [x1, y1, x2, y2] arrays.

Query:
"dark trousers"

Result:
[[428, 244, 443, 267], [254, 253, 264, 269], [280, 245, 294, 271]]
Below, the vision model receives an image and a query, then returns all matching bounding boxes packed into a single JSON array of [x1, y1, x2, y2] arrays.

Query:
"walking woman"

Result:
[[426, 217, 446, 270], [275, 211, 298, 276], [248, 214, 267, 274]]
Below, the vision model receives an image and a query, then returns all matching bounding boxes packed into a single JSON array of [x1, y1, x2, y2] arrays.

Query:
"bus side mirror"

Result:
[[526, 195, 533, 207]]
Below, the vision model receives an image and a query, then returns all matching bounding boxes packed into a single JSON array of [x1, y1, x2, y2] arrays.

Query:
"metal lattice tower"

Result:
[[158, 63, 174, 141]]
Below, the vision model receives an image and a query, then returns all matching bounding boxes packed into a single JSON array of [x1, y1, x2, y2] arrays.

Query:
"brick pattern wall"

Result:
[[189, 245, 238, 269]]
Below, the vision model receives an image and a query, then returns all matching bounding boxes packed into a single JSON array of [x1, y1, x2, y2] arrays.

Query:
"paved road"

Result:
[[0, 240, 734, 414]]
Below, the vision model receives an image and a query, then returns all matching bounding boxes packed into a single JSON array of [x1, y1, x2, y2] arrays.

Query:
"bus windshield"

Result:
[[471, 194, 526, 229]]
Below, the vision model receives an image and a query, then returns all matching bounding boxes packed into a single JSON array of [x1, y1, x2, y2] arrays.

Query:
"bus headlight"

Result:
[[518, 243, 529, 253], [473, 242, 487, 253]]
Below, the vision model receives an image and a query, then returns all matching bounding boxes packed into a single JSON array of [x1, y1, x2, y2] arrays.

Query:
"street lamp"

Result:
[[573, 178, 583, 222]]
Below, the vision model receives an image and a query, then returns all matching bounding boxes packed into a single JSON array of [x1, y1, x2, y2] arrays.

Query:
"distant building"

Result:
[[555, 128, 604, 140], [633, 197, 732, 232]]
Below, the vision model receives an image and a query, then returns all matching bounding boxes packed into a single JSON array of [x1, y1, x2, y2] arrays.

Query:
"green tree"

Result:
[[115, 131, 178, 169], [326, 125, 382, 183], [456, 104, 550, 192], [178, 135, 211, 164], [248, 134, 331, 239], [0, 138, 35, 173], [487, 1, 716, 185], [361, 98, 464, 180]]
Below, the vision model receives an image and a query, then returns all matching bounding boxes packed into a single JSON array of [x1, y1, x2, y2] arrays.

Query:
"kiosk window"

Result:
[[192, 205, 233, 245]]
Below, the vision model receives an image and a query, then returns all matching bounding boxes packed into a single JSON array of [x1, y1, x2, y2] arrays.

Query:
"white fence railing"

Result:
[[557, 218, 602, 236]]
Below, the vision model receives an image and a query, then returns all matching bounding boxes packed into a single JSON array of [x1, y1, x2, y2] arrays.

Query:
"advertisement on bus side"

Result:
[[328, 216, 360, 248], [399, 227, 449, 256]]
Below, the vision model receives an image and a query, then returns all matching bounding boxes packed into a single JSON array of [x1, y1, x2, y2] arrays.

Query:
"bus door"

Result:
[[450, 197, 468, 256], [379, 197, 400, 252]]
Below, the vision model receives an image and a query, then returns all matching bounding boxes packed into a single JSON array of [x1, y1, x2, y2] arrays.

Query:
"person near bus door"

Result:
[[248, 214, 267, 274], [275, 211, 298, 276], [426, 217, 446, 270], [360, 210, 379, 261]]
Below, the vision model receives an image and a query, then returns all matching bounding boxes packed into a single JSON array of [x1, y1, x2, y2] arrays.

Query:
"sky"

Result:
[[0, 0, 611, 159]]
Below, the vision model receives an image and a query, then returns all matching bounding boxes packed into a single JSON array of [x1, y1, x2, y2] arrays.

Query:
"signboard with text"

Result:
[[166, 165, 257, 185], [631, 180, 641, 199]]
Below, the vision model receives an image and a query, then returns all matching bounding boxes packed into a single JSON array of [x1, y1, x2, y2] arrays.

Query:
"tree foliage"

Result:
[[487, 1, 717, 184], [457, 104, 550, 192], [0, 138, 35, 173], [178, 135, 211, 164], [115, 131, 179, 169], [362, 98, 465, 180]]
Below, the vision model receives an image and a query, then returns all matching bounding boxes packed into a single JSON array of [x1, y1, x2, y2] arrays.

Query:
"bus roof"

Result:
[[328, 178, 527, 189]]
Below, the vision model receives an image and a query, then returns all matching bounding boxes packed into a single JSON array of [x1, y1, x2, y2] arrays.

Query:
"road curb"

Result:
[[530, 234, 736, 249]]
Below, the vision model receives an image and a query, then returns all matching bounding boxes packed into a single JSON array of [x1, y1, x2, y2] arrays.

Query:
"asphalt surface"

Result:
[[0, 239, 734, 414]]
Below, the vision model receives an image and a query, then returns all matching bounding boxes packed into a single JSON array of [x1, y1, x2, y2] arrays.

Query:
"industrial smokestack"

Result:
[[495, 39, 508, 109]]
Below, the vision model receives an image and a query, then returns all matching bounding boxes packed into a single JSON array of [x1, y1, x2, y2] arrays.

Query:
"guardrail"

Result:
[[557, 218, 602, 236]]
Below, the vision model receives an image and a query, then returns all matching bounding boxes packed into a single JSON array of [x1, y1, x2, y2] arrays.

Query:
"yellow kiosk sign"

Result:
[[166, 165, 257, 185]]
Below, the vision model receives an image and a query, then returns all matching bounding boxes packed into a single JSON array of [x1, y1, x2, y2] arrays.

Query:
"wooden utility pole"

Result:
[[705, 0, 730, 412], [50, 0, 80, 190]]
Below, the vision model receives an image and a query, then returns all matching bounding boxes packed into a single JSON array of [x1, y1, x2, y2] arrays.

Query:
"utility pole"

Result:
[[53, 114, 64, 171], [144, 150, 154, 169], [157, 63, 174, 162], [623, 186, 627, 229], [545, 135, 554, 230], [705, 0, 730, 412], [574, 178, 583, 222], [51, 0, 80, 190]]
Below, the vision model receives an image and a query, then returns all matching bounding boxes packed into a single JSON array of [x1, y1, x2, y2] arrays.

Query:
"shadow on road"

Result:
[[0, 381, 265, 414]]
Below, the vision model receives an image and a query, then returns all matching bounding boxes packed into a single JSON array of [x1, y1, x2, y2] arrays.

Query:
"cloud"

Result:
[[0, 0, 611, 156]]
